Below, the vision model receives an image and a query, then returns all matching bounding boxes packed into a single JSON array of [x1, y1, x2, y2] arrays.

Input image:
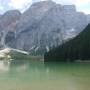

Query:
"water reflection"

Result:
[[0, 60, 10, 72], [0, 60, 53, 80], [0, 60, 90, 75], [0, 60, 45, 73], [0, 60, 90, 90]]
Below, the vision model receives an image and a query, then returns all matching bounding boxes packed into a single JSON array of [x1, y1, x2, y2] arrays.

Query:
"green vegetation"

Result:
[[44, 24, 90, 62], [10, 51, 44, 61]]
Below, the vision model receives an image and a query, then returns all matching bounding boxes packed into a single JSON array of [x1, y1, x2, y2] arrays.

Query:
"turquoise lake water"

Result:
[[0, 60, 90, 90]]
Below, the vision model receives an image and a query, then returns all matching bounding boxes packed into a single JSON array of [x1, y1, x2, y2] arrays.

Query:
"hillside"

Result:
[[0, 0, 90, 55], [44, 24, 90, 62]]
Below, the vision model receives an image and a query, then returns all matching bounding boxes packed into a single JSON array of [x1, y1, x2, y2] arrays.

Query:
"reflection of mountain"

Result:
[[0, 61, 10, 72], [44, 24, 90, 62], [0, 0, 90, 55]]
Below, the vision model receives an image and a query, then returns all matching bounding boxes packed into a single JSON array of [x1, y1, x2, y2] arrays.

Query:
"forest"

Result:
[[44, 23, 90, 62]]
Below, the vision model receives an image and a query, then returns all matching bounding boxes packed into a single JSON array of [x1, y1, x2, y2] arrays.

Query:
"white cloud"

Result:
[[52, 0, 90, 14], [0, 0, 90, 14], [74, 0, 90, 5], [73, 0, 90, 14], [53, 0, 73, 4], [10, 0, 32, 8], [0, 6, 4, 10], [53, 0, 90, 5], [81, 9, 90, 14], [9, 0, 32, 12]]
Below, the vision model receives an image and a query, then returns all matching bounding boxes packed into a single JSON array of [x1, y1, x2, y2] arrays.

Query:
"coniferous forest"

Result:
[[44, 23, 90, 62]]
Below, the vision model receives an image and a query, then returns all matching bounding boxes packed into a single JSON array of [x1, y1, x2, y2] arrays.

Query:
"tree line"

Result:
[[44, 23, 90, 62]]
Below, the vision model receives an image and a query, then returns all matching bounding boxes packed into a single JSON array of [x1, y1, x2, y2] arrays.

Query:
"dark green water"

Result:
[[0, 60, 90, 90]]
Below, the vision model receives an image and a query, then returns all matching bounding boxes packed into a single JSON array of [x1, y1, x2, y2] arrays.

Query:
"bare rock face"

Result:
[[0, 1, 90, 55], [9, 1, 89, 54], [14, 0, 56, 34], [0, 10, 21, 30], [0, 10, 21, 48], [87, 14, 90, 23], [0, 15, 1, 18]]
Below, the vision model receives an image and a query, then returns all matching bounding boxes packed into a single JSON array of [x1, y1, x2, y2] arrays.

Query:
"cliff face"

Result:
[[87, 15, 90, 23], [0, 10, 21, 30], [13, 1, 89, 54], [0, 1, 90, 55], [44, 24, 90, 62], [0, 10, 21, 48]]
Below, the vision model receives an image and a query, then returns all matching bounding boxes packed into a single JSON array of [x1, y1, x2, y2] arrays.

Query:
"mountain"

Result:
[[10, 1, 89, 54], [0, 10, 21, 30], [0, 10, 21, 48], [0, 0, 90, 55], [87, 14, 90, 23], [0, 15, 1, 18], [44, 24, 90, 62]]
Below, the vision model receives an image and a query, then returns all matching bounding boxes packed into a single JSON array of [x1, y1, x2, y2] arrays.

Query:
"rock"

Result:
[[0, 10, 21, 30], [87, 14, 90, 23], [44, 24, 90, 62], [0, 10, 21, 47], [0, 1, 90, 55], [11, 1, 89, 54], [0, 48, 29, 60], [0, 48, 11, 60]]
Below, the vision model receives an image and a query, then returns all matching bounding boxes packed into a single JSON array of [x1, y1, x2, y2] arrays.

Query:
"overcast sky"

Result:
[[0, 0, 90, 14]]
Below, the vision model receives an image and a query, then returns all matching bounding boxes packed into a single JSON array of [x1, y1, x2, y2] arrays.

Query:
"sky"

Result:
[[0, 0, 90, 14]]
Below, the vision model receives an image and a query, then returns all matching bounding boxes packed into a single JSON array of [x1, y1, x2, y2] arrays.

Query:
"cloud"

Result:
[[52, 0, 90, 14], [53, 0, 73, 4], [9, 0, 32, 12], [73, 0, 90, 14], [0, 0, 90, 14], [0, 6, 4, 10], [81, 9, 90, 14], [10, 0, 32, 8], [52, 0, 90, 5], [74, 0, 90, 5]]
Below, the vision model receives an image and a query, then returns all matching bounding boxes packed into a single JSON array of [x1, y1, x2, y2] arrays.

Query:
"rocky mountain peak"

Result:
[[87, 14, 90, 23], [24, 0, 56, 14], [15, 0, 58, 34], [32, 0, 55, 6], [63, 5, 76, 12], [0, 1, 90, 55], [0, 10, 21, 48], [0, 10, 21, 31]]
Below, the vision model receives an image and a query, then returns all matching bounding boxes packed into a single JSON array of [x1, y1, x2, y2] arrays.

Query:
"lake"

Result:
[[0, 60, 90, 90]]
